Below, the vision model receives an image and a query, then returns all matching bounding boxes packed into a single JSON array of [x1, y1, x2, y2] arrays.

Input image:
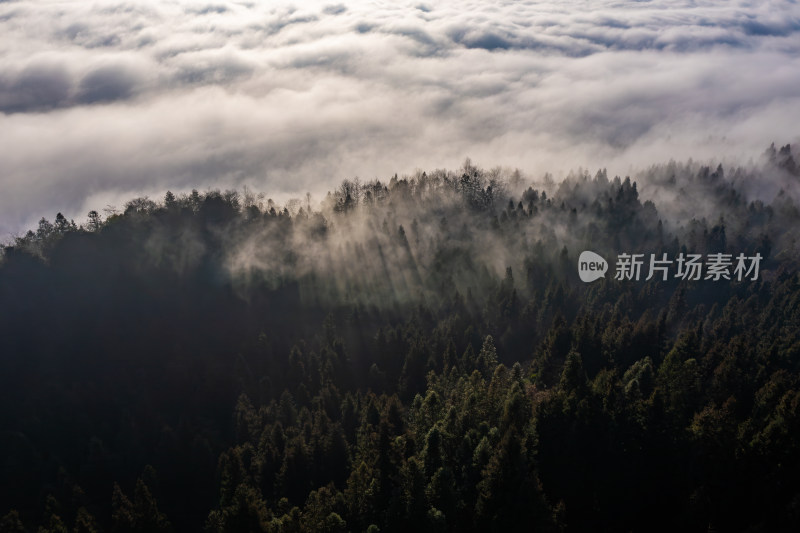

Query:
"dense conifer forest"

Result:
[[2, 145, 800, 532]]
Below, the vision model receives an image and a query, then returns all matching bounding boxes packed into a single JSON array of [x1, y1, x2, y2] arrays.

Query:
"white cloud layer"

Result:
[[1, 0, 799, 235]]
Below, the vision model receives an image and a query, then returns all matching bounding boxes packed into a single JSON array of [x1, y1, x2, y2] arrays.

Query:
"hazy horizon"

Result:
[[1, 0, 800, 236]]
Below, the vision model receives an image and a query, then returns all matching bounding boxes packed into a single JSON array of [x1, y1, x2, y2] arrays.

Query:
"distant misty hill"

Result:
[[5, 144, 799, 303]]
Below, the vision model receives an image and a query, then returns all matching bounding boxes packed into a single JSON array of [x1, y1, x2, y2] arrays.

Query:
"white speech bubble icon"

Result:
[[578, 251, 608, 282]]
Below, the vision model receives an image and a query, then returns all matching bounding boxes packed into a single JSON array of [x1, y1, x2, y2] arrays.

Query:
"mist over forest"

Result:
[[1, 145, 800, 532], [3, 0, 800, 236], [3, 0, 800, 530]]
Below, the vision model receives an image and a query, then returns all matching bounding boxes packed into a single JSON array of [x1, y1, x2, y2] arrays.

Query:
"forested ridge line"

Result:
[[1, 146, 800, 532]]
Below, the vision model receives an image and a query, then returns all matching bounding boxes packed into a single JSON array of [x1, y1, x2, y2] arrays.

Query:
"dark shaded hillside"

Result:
[[1, 148, 800, 532]]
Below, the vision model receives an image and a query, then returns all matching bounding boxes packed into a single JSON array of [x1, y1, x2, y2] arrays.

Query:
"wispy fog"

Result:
[[1, 0, 799, 236]]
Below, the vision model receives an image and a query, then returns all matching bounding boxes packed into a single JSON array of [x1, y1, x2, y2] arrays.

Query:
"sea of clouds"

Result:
[[1, 0, 799, 236]]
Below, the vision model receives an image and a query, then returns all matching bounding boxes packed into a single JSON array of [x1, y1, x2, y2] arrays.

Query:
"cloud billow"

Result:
[[0, 0, 799, 237]]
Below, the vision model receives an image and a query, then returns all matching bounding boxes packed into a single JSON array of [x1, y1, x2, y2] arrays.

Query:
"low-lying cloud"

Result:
[[1, 0, 799, 236]]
